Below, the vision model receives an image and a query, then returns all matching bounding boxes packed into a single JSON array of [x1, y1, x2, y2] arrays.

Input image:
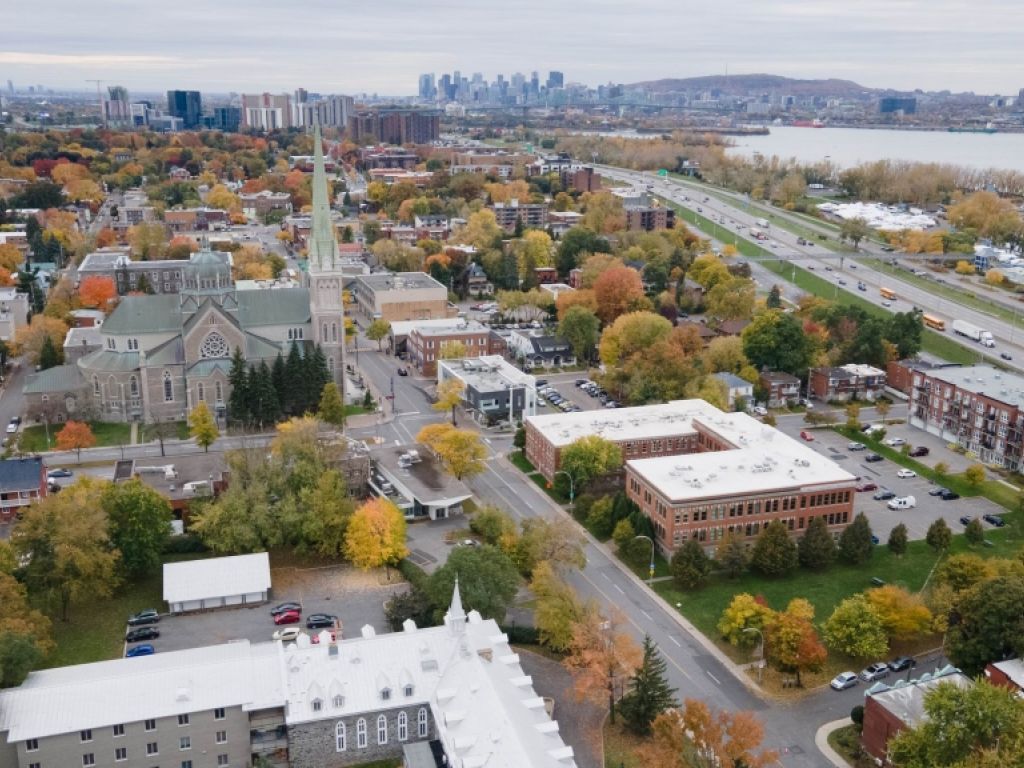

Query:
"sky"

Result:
[[2, 0, 1022, 96]]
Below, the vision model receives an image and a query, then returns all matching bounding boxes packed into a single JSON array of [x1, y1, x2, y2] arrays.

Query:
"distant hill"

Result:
[[628, 74, 875, 98]]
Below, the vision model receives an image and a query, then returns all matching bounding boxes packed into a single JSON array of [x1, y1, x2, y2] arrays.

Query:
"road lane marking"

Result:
[[706, 671, 721, 685], [670, 636, 681, 647], [641, 610, 653, 620], [602, 572, 612, 582], [614, 584, 625, 595]]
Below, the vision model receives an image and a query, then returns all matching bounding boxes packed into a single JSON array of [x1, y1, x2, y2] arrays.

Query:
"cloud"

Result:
[[0, 52, 179, 66]]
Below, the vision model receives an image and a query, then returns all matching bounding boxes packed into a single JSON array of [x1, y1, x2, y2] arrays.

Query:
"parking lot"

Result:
[[123, 564, 400, 657], [535, 375, 613, 414]]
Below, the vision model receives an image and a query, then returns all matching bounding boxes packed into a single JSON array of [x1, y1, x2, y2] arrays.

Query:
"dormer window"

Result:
[[332, 694, 344, 708], [403, 684, 414, 697], [311, 698, 323, 712], [380, 687, 391, 701]]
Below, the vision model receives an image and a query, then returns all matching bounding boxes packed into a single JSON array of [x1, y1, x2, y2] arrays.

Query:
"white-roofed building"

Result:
[[0, 585, 577, 768], [163, 552, 271, 613]]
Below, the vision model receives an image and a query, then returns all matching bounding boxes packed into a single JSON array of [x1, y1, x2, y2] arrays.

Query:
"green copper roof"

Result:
[[101, 295, 183, 335], [188, 359, 232, 378], [23, 365, 86, 394], [77, 350, 142, 372], [235, 288, 311, 327]]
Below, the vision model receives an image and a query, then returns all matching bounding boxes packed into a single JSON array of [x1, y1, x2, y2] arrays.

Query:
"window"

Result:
[[217, 756, 229, 767], [377, 714, 387, 745], [93, 376, 100, 397], [200, 332, 229, 359], [380, 687, 391, 701], [28, 763, 39, 768], [335, 721, 346, 752], [216, 730, 226, 744], [26, 739, 38, 752], [404, 684, 414, 697], [331, 323, 337, 342], [179, 736, 191, 750], [332, 694, 344, 708], [356, 718, 367, 749], [81, 730, 93, 743], [83, 754, 95, 767], [197, 383, 205, 403], [129, 376, 138, 397], [163, 372, 173, 402], [215, 381, 223, 402], [417, 707, 428, 738], [177, 714, 189, 727], [146, 742, 158, 756], [115, 747, 127, 761], [398, 711, 408, 742], [181, 761, 193, 768], [145, 720, 156, 732], [311, 699, 323, 713]]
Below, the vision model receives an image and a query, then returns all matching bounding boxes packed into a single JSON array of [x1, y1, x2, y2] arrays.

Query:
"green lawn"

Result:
[[19, 421, 133, 453], [140, 421, 190, 443], [509, 450, 536, 474]]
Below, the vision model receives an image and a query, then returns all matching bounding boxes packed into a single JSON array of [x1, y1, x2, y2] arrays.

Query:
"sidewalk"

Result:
[[815, 719, 854, 768]]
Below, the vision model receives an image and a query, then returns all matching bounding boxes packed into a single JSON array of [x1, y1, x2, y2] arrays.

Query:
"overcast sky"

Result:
[[2, 0, 1021, 96]]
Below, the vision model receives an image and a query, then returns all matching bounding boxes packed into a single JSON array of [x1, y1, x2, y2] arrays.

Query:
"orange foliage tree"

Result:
[[564, 606, 642, 723], [640, 699, 779, 768], [55, 421, 97, 460], [556, 289, 598, 321], [95, 228, 118, 248], [593, 265, 648, 325], [78, 276, 117, 309]]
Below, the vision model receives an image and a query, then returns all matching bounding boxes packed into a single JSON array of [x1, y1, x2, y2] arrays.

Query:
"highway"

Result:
[[598, 166, 1024, 366]]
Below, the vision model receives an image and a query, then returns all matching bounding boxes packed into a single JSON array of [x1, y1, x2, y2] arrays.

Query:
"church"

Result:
[[23, 125, 346, 425]]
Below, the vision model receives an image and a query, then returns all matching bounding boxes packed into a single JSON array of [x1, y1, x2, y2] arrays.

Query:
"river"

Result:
[[727, 125, 1024, 173]]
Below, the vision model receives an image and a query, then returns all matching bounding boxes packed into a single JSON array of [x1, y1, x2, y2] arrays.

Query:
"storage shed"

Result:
[[163, 552, 271, 613]]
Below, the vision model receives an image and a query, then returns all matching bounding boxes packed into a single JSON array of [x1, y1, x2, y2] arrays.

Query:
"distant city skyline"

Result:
[[2, 0, 1022, 95]]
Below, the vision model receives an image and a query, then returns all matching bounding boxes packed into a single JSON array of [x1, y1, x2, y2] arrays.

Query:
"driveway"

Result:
[[406, 515, 473, 574]]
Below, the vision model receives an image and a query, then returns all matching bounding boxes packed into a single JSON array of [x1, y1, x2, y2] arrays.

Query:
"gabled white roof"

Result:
[[163, 552, 271, 604]]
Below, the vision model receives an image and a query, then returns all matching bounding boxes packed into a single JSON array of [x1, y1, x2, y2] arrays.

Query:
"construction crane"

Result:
[[86, 79, 105, 128]]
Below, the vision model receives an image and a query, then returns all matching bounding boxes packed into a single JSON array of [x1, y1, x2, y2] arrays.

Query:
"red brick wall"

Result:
[[862, 695, 907, 763]]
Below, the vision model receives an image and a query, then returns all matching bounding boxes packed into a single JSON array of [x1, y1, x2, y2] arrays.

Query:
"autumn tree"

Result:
[[366, 319, 391, 351], [127, 221, 168, 260], [599, 311, 673, 367], [101, 478, 173, 577], [531, 560, 588, 652], [12, 477, 120, 621], [888, 522, 909, 556], [0, 571, 53, 686], [433, 378, 465, 426], [579, 191, 626, 234], [717, 593, 775, 649], [187, 401, 219, 453], [926, 518, 953, 553], [822, 594, 888, 659], [513, 517, 586, 577], [206, 184, 240, 212], [640, 700, 778, 768], [866, 585, 933, 642], [705, 279, 756, 321], [766, 598, 827, 687], [947, 574, 1024, 675], [716, 531, 749, 578], [839, 217, 872, 249], [455, 209, 503, 250], [344, 497, 409, 572], [564, 606, 642, 723], [415, 423, 487, 480], [741, 310, 812, 374], [619, 634, 678, 735], [558, 435, 623, 494], [965, 517, 985, 546], [317, 382, 345, 427], [948, 190, 1024, 244], [14, 314, 68, 365], [55, 420, 96, 460], [77, 276, 117, 309], [593, 265, 648, 325], [750, 521, 798, 577], [964, 463, 986, 488], [670, 539, 712, 589]]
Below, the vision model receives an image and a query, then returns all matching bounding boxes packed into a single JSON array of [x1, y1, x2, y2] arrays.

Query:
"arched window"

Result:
[[417, 707, 428, 738], [397, 711, 408, 742], [108, 376, 117, 398], [331, 322, 337, 342], [215, 381, 223, 402], [93, 376, 100, 397], [129, 376, 138, 397], [163, 371, 173, 402], [335, 722, 346, 752], [356, 718, 367, 749], [376, 714, 387, 745], [328, 356, 334, 373], [197, 383, 205, 403], [322, 323, 328, 341], [200, 332, 229, 359]]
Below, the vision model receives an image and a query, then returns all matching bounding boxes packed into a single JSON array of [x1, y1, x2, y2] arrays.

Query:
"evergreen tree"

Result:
[[38, 335, 62, 370], [670, 540, 712, 590], [798, 516, 837, 570], [926, 518, 952, 553], [838, 512, 874, 565], [750, 521, 798, 577], [307, 345, 330, 411], [618, 635, 678, 736], [254, 360, 281, 427], [283, 341, 304, 414], [271, 353, 287, 412], [888, 523, 908, 556], [766, 284, 783, 309], [716, 531, 749, 578], [227, 347, 250, 425]]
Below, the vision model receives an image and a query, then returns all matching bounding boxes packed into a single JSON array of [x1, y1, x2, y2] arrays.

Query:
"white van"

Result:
[[887, 495, 916, 510]]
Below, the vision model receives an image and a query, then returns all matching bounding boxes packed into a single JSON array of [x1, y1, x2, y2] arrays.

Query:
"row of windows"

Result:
[[334, 708, 429, 751], [73, 747, 222, 767], [670, 512, 851, 545], [28, 711, 226, 755]]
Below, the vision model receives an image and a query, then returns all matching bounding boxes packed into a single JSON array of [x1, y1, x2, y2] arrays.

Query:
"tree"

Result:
[[0, 571, 53, 686], [12, 477, 120, 621], [947, 574, 1024, 675], [558, 305, 601, 363], [640, 700, 778, 768], [766, 284, 783, 309], [965, 517, 985, 545], [344, 498, 408, 572], [13, 314, 68, 366], [531, 560, 587, 652], [741, 310, 811, 374], [798, 515, 837, 570], [838, 512, 874, 565], [717, 593, 775, 649], [866, 585, 933, 642], [705, 279, 756, 321], [205, 184, 240, 211], [37, 335, 61, 371], [749, 521, 798, 577], [955, 259, 976, 275], [514, 517, 585, 577], [188, 401, 219, 452], [227, 346, 250, 424], [433, 378, 465, 426], [55, 420, 96, 460], [416, 423, 487, 480], [438, 340, 468, 360], [564, 606, 642, 723], [716, 531, 749, 578], [77, 276, 117, 309], [317, 382, 345, 427], [822, 594, 888, 659], [366, 318, 391, 351], [875, 398, 891, 423], [556, 227, 611, 276], [839, 217, 872, 249], [593, 266, 648, 325], [766, 599, 827, 687], [599, 311, 673, 368], [888, 680, 1024, 768], [936, 553, 994, 593], [964, 463, 986, 488], [926, 518, 953, 553], [456, 209, 503, 250], [620, 635, 678, 735], [670, 540, 712, 590], [427, 544, 520, 623], [948, 190, 1024, 244], [888, 522, 908, 556], [558, 435, 623, 493], [101, 478, 172, 578]]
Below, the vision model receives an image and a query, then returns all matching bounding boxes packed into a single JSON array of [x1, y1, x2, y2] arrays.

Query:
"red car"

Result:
[[273, 609, 301, 626], [856, 482, 878, 492], [799, 431, 814, 441]]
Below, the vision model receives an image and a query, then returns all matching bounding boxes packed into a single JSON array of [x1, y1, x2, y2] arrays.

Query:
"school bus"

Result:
[[922, 313, 946, 331], [880, 287, 897, 300]]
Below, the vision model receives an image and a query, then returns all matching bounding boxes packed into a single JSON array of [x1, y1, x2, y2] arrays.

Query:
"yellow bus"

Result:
[[922, 313, 945, 331], [880, 287, 897, 300]]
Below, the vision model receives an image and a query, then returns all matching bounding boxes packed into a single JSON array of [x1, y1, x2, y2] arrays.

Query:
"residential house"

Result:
[[984, 659, 1024, 695], [239, 190, 293, 220], [507, 329, 574, 369], [759, 371, 801, 408], [0, 457, 47, 522], [809, 363, 886, 402], [0, 289, 29, 342], [713, 372, 754, 408]]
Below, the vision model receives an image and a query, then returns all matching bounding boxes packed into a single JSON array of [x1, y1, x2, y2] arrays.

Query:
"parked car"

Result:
[[46, 468, 74, 479], [959, 516, 975, 526], [865, 453, 884, 462], [848, 442, 866, 451], [125, 644, 155, 658], [272, 627, 303, 643], [125, 627, 160, 643], [127, 609, 160, 627], [856, 482, 878, 492], [1001, 352, 1013, 361], [860, 662, 891, 682], [799, 431, 814, 442], [270, 602, 302, 616], [888, 495, 916, 510], [889, 656, 917, 673], [873, 489, 896, 501], [940, 490, 960, 501], [984, 514, 1006, 527], [5, 421, 18, 434], [273, 609, 302, 626], [884, 437, 907, 447], [909, 446, 930, 457], [752, 406, 768, 417], [396, 367, 408, 376], [896, 469, 917, 479], [928, 486, 948, 497], [830, 672, 859, 691]]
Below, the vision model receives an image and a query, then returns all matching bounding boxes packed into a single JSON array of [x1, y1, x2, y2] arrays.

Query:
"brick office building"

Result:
[[406, 319, 501, 377]]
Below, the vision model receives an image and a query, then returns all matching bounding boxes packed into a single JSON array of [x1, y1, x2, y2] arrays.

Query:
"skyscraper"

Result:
[[166, 90, 202, 128], [547, 71, 564, 89], [418, 73, 435, 100]]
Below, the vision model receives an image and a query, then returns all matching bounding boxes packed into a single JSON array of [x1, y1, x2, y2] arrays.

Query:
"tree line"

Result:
[[227, 342, 330, 428]]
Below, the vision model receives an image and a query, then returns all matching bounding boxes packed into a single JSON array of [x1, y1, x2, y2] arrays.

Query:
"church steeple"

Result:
[[445, 577, 467, 636], [308, 122, 339, 273]]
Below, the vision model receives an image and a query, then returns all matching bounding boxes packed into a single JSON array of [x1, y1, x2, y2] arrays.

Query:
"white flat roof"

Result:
[[163, 552, 271, 604], [923, 365, 1024, 409], [527, 399, 715, 447], [390, 317, 471, 339], [439, 356, 535, 390]]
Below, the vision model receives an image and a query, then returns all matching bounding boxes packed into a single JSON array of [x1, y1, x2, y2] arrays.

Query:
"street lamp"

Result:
[[633, 534, 656, 586], [743, 627, 765, 684], [553, 470, 575, 507]]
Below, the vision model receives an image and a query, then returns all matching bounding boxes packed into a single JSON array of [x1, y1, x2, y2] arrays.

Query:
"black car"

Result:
[[984, 514, 1006, 527], [127, 609, 160, 627], [125, 626, 160, 643], [535, 380, 548, 387], [396, 367, 408, 376], [959, 516, 974, 526], [306, 613, 338, 630], [270, 602, 302, 616], [940, 490, 960, 501], [908, 446, 930, 457], [1001, 352, 1013, 361], [865, 453, 884, 462], [889, 656, 917, 672], [873, 489, 896, 501]]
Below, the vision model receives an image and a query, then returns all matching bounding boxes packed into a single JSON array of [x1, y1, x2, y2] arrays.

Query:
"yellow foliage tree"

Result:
[[865, 585, 933, 641], [343, 498, 408, 571], [416, 423, 487, 480], [206, 184, 240, 212]]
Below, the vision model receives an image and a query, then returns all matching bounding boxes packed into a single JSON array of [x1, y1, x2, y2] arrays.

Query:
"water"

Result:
[[727, 126, 1024, 173]]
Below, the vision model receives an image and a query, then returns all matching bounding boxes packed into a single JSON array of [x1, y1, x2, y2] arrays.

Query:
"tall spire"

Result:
[[446, 576, 466, 635], [308, 122, 339, 272]]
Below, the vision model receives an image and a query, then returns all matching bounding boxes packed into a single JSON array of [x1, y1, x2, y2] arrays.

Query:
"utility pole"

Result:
[[86, 79, 106, 128]]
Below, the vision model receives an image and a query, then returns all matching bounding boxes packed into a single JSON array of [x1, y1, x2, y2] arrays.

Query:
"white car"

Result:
[[847, 442, 866, 451], [884, 437, 906, 447], [272, 627, 303, 643], [897, 469, 917, 479], [752, 406, 768, 417], [888, 495, 917, 510]]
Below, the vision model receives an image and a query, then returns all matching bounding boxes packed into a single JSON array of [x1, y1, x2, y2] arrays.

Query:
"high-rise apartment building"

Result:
[[347, 110, 440, 145], [166, 90, 202, 128], [241, 92, 292, 131], [212, 106, 241, 132], [418, 73, 435, 99]]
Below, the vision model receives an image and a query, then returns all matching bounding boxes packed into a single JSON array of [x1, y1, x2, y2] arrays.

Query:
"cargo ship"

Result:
[[948, 122, 997, 134], [792, 119, 825, 128]]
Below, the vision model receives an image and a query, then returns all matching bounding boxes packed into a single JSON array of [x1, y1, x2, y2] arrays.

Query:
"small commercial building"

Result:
[[371, 443, 472, 520], [350, 272, 457, 323], [438, 356, 537, 425], [407, 319, 498, 377], [163, 552, 271, 613]]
